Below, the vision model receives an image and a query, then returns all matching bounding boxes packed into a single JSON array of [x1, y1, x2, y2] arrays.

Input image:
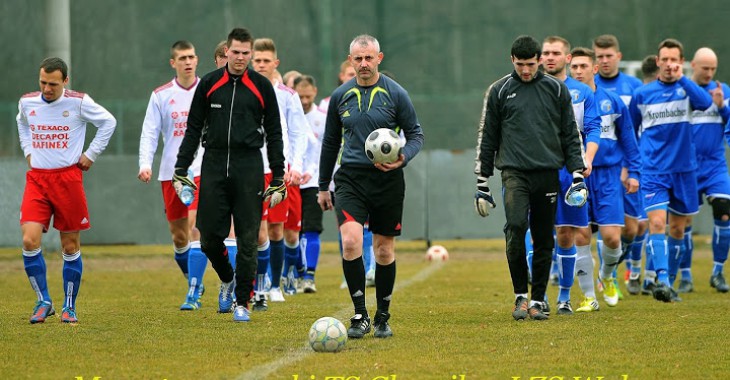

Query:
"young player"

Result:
[[138, 41, 208, 310], [18, 57, 117, 324]]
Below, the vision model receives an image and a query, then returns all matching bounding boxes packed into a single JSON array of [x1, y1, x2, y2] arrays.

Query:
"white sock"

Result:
[[600, 245, 622, 280], [575, 245, 596, 298]]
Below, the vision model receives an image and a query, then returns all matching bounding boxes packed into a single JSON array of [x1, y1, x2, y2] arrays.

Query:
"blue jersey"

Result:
[[595, 72, 643, 107], [565, 76, 601, 147], [691, 81, 730, 164], [629, 77, 713, 174], [592, 87, 641, 178]]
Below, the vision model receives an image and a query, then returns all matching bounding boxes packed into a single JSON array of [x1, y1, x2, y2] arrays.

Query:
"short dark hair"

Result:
[[641, 54, 659, 79], [40, 57, 68, 80], [170, 40, 195, 59], [293, 74, 316, 88], [593, 34, 620, 51], [570, 47, 595, 63], [658, 38, 684, 59], [227, 27, 253, 48], [511, 35, 542, 60]]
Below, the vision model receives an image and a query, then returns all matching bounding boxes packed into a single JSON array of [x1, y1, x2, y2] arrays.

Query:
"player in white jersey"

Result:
[[138, 41, 209, 311], [251, 38, 308, 308], [295, 75, 327, 293], [17, 57, 116, 324]]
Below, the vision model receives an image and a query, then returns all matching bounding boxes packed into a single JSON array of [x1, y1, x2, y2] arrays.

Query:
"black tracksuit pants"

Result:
[[500, 168, 560, 302], [197, 148, 263, 303]]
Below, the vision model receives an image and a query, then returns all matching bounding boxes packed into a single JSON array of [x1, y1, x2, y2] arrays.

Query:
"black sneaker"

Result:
[[677, 279, 694, 293], [542, 299, 551, 316], [373, 311, 393, 338], [252, 292, 268, 312], [347, 314, 371, 338], [512, 296, 529, 321], [652, 283, 672, 303], [556, 301, 573, 315], [642, 279, 656, 295], [627, 276, 641, 295], [669, 287, 682, 302], [710, 273, 730, 293], [528, 302, 549, 320]]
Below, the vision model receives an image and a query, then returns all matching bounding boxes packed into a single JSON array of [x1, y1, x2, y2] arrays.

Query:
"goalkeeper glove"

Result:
[[474, 175, 497, 217], [263, 177, 287, 208], [565, 172, 588, 207], [172, 167, 197, 193]]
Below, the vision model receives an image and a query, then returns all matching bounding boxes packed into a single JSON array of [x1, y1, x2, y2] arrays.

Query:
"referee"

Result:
[[474, 35, 585, 321]]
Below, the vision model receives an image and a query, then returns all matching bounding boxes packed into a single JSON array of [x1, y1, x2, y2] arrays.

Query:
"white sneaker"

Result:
[[365, 269, 376, 287], [269, 287, 285, 302]]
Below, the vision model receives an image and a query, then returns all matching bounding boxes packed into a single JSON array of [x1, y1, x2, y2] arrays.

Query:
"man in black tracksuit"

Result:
[[174, 28, 285, 321], [474, 35, 585, 321]]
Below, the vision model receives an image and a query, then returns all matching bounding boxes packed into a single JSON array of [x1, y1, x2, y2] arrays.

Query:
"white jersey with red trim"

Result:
[[138, 77, 204, 180], [17, 89, 116, 169], [261, 82, 308, 175], [301, 106, 327, 189]]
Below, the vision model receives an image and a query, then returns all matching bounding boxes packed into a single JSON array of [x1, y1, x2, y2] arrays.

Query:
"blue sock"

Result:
[[62, 251, 83, 310], [269, 239, 285, 287], [556, 245, 576, 302], [525, 229, 534, 277], [256, 240, 270, 292], [187, 241, 207, 297], [667, 236, 684, 286], [680, 226, 693, 282], [296, 241, 307, 278], [630, 232, 646, 276], [302, 232, 320, 280], [224, 238, 237, 271], [712, 220, 730, 276], [283, 240, 299, 280], [23, 248, 51, 303], [174, 243, 191, 278], [648, 234, 669, 286], [363, 227, 374, 273]]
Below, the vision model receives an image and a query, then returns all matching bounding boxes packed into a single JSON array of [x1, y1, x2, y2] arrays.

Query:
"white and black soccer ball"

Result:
[[364, 128, 402, 164], [425, 245, 449, 262], [308, 317, 347, 353]]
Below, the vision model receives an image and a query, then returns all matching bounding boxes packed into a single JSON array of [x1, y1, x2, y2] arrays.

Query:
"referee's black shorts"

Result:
[[333, 165, 405, 236], [300, 187, 324, 233]]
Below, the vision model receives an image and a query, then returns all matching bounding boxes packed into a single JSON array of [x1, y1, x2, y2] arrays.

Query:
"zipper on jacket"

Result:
[[227, 80, 236, 177]]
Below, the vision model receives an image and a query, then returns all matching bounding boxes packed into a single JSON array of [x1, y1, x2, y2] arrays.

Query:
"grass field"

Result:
[[1, 238, 728, 380]]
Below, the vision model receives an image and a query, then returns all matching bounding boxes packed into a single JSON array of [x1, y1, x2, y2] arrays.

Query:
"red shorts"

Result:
[[161, 176, 201, 222], [20, 166, 90, 233], [261, 173, 302, 231]]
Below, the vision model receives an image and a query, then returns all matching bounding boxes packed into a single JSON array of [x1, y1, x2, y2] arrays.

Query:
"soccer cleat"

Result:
[[301, 278, 317, 293], [365, 269, 376, 287], [710, 274, 729, 293], [233, 305, 250, 322], [269, 287, 285, 302], [180, 294, 201, 311], [575, 297, 600, 312], [556, 301, 573, 315], [614, 278, 624, 300], [29, 301, 55, 324], [218, 280, 235, 313], [528, 302, 549, 320], [642, 280, 656, 295], [252, 291, 268, 312], [623, 270, 631, 283], [61, 307, 78, 323], [542, 299, 551, 316], [282, 275, 297, 295], [627, 277, 642, 295], [601, 277, 619, 307], [347, 314, 371, 338], [677, 279, 694, 293], [373, 310, 393, 338], [670, 287, 682, 302], [512, 296, 529, 321], [652, 283, 672, 303]]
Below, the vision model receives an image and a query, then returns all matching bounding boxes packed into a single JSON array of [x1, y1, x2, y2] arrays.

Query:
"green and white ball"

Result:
[[308, 317, 347, 353]]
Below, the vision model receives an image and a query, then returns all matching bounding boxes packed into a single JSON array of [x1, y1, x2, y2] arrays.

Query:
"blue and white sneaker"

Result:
[[233, 305, 250, 322], [61, 307, 78, 323], [30, 301, 55, 324], [218, 280, 235, 313]]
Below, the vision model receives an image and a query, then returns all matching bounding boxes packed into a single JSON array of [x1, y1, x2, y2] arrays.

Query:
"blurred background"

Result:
[[1, 0, 728, 247]]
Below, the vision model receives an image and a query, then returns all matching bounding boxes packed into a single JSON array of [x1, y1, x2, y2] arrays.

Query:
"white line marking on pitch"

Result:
[[235, 261, 444, 380]]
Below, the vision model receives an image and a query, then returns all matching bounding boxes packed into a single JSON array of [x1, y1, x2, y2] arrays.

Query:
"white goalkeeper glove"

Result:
[[474, 175, 497, 217], [263, 177, 287, 208], [565, 172, 588, 207]]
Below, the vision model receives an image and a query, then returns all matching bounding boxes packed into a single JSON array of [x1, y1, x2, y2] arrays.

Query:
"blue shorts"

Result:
[[586, 165, 625, 226], [642, 171, 699, 215], [624, 190, 647, 221], [555, 167, 589, 228], [697, 160, 730, 204]]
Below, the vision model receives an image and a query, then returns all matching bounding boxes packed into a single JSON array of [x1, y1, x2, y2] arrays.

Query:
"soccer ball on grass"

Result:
[[308, 317, 347, 352], [425, 245, 449, 262], [364, 128, 402, 164]]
